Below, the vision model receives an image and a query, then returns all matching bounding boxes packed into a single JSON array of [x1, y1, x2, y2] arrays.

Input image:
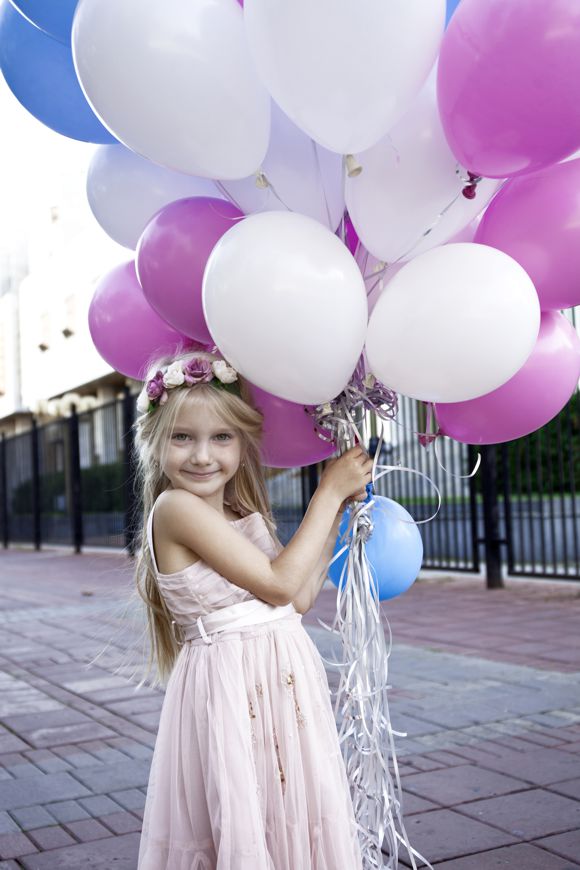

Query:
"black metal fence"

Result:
[[1, 389, 579, 581]]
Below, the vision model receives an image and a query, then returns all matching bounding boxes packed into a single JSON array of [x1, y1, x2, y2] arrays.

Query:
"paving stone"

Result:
[[0, 772, 91, 812], [78, 795, 121, 817], [72, 759, 151, 794], [433, 842, 580, 869], [0, 816, 19, 837], [472, 745, 580, 786], [398, 808, 516, 864], [0, 734, 28, 755], [402, 764, 527, 807], [458, 788, 580, 840], [27, 826, 76, 850], [44, 801, 91, 824], [535, 830, 580, 865], [110, 789, 146, 811], [18, 831, 141, 869], [22, 749, 71, 775], [0, 832, 38, 860], [24, 721, 117, 750], [105, 737, 154, 761], [0, 755, 42, 779], [0, 861, 22, 869], [61, 818, 112, 843], [51, 744, 105, 769], [99, 811, 141, 835], [0, 709, 90, 735], [7, 806, 54, 832]]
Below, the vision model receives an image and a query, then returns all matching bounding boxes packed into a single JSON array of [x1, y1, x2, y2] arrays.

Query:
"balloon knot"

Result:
[[462, 171, 482, 200], [345, 154, 363, 178]]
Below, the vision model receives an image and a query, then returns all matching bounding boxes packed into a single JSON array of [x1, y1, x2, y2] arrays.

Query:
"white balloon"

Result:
[[220, 102, 345, 230], [346, 72, 501, 263], [245, 0, 444, 155], [87, 144, 225, 249], [365, 244, 541, 403], [203, 212, 368, 404], [73, 0, 270, 179]]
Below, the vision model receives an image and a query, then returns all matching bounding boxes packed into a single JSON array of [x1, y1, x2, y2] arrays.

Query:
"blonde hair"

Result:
[[131, 350, 276, 688]]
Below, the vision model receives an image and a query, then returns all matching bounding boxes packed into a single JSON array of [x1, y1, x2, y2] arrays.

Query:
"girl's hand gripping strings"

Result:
[[153, 447, 372, 615], [319, 446, 373, 507]]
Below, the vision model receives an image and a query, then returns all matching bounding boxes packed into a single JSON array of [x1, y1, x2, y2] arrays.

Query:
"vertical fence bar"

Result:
[[467, 445, 480, 572], [480, 445, 503, 588], [0, 433, 8, 548], [500, 444, 515, 575], [122, 387, 138, 555], [68, 405, 83, 553], [31, 419, 41, 550]]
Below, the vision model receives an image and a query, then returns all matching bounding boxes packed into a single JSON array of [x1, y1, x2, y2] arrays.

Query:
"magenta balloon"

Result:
[[88, 260, 192, 379], [248, 384, 335, 468], [437, 0, 580, 178], [475, 159, 580, 311], [343, 214, 359, 256], [435, 312, 580, 445], [136, 197, 244, 344]]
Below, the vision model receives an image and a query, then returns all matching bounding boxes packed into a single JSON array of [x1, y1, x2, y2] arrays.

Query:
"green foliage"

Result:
[[11, 463, 125, 514]]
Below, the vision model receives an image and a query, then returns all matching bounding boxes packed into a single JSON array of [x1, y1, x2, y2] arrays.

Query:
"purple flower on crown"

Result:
[[183, 357, 213, 386], [146, 370, 166, 401]]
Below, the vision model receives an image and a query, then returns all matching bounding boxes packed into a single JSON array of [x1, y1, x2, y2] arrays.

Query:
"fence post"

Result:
[[31, 419, 41, 550], [0, 433, 8, 548], [68, 405, 83, 553], [122, 386, 138, 556], [480, 445, 504, 588]]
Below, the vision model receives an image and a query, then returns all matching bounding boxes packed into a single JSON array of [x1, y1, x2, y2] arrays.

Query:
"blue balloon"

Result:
[[0, 2, 115, 143], [8, 0, 78, 44], [446, 0, 462, 26], [329, 495, 423, 601]]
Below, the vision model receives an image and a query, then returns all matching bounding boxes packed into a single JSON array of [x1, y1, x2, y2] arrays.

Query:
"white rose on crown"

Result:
[[163, 362, 185, 388], [212, 360, 238, 384], [136, 388, 150, 413]]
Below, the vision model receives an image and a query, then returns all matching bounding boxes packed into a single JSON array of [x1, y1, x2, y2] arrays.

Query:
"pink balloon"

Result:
[[248, 384, 335, 468], [136, 197, 244, 344], [89, 260, 192, 379], [475, 159, 580, 311], [435, 312, 580, 445], [437, 0, 580, 178]]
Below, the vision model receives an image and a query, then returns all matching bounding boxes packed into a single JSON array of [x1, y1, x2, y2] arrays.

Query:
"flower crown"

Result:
[[136, 356, 239, 414]]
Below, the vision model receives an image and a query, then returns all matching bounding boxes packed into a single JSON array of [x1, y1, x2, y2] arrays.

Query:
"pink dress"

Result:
[[137, 505, 363, 870]]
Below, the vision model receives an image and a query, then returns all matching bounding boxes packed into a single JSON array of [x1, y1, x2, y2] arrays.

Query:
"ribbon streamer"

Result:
[[314, 389, 437, 869]]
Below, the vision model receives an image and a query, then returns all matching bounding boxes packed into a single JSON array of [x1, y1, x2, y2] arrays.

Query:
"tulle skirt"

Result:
[[137, 612, 363, 870]]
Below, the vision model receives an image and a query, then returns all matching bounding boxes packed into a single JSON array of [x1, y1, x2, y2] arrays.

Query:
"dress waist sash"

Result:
[[180, 599, 297, 645]]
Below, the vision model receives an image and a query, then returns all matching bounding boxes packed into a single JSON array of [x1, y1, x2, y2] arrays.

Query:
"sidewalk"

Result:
[[0, 550, 579, 869]]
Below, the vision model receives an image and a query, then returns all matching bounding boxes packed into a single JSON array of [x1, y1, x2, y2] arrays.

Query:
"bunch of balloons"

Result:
[[3, 0, 580, 594]]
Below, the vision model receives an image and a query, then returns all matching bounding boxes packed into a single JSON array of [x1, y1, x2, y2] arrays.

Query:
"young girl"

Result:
[[134, 350, 372, 869]]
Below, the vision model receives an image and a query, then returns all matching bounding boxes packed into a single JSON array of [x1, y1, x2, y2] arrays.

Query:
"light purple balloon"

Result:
[[248, 384, 335, 468], [435, 312, 580, 445], [437, 0, 580, 178], [475, 159, 580, 311], [89, 260, 192, 379], [136, 197, 244, 344]]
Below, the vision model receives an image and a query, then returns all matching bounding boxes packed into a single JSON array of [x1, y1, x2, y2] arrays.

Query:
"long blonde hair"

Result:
[[132, 350, 275, 688]]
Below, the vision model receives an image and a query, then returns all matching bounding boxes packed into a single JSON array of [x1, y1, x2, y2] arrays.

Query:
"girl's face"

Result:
[[161, 401, 242, 508]]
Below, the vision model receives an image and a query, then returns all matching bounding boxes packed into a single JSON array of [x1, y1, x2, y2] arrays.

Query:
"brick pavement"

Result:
[[0, 549, 579, 868]]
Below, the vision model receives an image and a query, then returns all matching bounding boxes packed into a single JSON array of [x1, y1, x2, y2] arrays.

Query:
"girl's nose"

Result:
[[192, 442, 212, 465]]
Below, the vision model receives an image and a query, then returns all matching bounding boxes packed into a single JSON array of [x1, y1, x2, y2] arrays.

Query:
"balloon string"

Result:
[[310, 137, 335, 230]]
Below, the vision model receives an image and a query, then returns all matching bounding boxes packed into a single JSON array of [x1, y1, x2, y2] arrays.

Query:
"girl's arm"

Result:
[[291, 511, 342, 615], [154, 447, 372, 608]]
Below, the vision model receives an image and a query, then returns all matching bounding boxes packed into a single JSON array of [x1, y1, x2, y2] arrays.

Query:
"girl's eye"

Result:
[[172, 433, 190, 441], [214, 433, 233, 442]]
